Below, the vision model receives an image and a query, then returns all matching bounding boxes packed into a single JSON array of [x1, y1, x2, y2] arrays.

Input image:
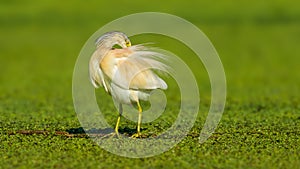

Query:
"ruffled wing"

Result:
[[104, 45, 169, 90]]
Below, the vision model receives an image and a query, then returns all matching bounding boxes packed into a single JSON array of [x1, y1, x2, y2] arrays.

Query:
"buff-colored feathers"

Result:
[[88, 31, 168, 137], [89, 32, 168, 103]]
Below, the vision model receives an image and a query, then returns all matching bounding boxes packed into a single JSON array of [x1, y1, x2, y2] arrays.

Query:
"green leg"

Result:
[[114, 115, 121, 136], [132, 101, 142, 138], [114, 103, 123, 137]]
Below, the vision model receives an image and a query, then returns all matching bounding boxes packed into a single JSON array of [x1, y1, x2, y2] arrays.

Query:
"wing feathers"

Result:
[[111, 46, 169, 90], [91, 44, 169, 92]]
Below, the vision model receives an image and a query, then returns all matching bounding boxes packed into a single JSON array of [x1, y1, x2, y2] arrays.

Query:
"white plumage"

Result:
[[89, 31, 168, 137]]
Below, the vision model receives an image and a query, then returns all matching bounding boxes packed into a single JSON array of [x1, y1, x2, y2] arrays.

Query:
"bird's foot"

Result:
[[110, 130, 120, 138], [101, 131, 120, 138], [131, 132, 142, 138]]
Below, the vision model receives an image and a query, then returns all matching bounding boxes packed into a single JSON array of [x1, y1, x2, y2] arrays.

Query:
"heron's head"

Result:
[[95, 31, 131, 49]]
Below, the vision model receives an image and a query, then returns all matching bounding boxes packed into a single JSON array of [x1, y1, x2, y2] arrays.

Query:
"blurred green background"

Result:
[[1, 0, 299, 168]]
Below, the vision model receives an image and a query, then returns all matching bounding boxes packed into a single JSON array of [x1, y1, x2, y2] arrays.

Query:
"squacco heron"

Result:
[[89, 31, 168, 138]]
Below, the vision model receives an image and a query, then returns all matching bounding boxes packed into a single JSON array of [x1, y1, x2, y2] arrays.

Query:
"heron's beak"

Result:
[[126, 40, 131, 47]]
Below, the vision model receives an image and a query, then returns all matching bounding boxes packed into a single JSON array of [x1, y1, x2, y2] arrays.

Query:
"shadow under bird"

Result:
[[89, 31, 169, 137]]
